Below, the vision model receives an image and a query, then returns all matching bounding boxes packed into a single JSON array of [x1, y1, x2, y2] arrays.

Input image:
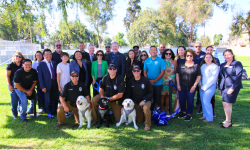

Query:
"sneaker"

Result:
[[21, 119, 28, 122], [65, 112, 71, 118], [184, 115, 192, 121], [178, 113, 186, 119], [197, 108, 203, 114], [213, 112, 217, 118]]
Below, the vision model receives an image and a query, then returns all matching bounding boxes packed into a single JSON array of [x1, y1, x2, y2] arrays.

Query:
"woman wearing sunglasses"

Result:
[[5, 52, 25, 119], [125, 50, 139, 85], [91, 50, 108, 96], [138, 50, 149, 76], [161, 49, 177, 114], [176, 49, 201, 121]]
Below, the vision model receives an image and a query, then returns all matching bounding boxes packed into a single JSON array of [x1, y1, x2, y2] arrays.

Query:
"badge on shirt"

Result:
[[141, 84, 145, 89], [79, 87, 82, 92], [155, 61, 158, 65], [181, 66, 186, 68], [114, 85, 117, 90], [228, 66, 233, 68]]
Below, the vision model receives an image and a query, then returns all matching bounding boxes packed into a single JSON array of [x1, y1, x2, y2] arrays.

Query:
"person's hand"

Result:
[[121, 108, 124, 115], [219, 90, 221, 95], [139, 101, 145, 106], [92, 80, 96, 85], [42, 88, 47, 93], [227, 89, 234, 94], [150, 80, 155, 85], [64, 105, 69, 112], [199, 84, 202, 88], [177, 85, 181, 91], [190, 86, 196, 93], [26, 90, 32, 96], [8, 85, 13, 92], [88, 104, 91, 112], [58, 86, 62, 93]]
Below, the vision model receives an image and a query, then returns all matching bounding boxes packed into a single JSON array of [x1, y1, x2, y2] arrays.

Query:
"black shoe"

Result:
[[21, 119, 28, 122], [178, 113, 186, 119], [213, 112, 217, 118], [184, 115, 192, 121], [197, 108, 203, 114]]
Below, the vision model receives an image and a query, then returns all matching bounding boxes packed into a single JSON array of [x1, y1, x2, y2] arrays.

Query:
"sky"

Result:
[[46, 0, 250, 43]]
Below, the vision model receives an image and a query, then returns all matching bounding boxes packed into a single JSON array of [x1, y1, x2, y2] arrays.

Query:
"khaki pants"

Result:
[[134, 101, 151, 127], [92, 94, 121, 122], [57, 101, 79, 124]]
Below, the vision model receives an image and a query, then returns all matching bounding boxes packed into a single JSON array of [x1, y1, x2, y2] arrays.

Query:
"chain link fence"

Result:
[[0, 39, 41, 65]]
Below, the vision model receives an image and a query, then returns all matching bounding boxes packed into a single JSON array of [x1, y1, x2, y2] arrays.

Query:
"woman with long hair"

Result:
[[199, 53, 219, 122], [5, 52, 25, 119], [218, 49, 243, 128], [126, 50, 139, 85], [176, 46, 186, 65], [161, 49, 177, 114], [138, 50, 149, 76]]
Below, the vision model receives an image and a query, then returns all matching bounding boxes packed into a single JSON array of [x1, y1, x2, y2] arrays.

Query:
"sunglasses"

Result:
[[71, 75, 79, 77], [132, 70, 140, 72], [141, 54, 147, 57], [186, 55, 193, 57], [97, 54, 103, 56], [106, 46, 110, 48], [109, 68, 116, 70], [55, 45, 61, 47], [195, 46, 201, 48], [16, 55, 22, 58], [165, 53, 172, 55]]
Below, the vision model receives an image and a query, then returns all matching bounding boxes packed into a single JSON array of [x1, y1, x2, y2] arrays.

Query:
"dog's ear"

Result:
[[130, 100, 135, 106], [122, 100, 126, 106]]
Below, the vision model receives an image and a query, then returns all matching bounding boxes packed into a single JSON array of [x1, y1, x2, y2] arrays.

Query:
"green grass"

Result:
[[0, 56, 250, 149]]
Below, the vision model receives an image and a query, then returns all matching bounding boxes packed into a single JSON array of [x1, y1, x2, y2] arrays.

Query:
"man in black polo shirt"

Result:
[[125, 65, 153, 131], [14, 59, 38, 122], [91, 64, 125, 125], [55, 71, 90, 127]]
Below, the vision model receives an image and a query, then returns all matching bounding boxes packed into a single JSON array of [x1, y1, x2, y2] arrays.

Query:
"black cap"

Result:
[[133, 45, 139, 49], [133, 65, 141, 70], [70, 70, 79, 75], [108, 63, 116, 69]]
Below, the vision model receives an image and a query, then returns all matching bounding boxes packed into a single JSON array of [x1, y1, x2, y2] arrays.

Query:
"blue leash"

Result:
[[93, 80, 102, 92]]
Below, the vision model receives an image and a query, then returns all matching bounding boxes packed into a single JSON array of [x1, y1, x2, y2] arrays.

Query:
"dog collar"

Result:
[[98, 105, 106, 110]]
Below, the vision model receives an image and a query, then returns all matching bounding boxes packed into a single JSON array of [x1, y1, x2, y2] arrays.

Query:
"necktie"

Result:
[[49, 61, 56, 80]]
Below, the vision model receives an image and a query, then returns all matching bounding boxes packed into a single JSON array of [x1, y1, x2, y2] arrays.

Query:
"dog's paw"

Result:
[[134, 126, 138, 129], [116, 123, 120, 127]]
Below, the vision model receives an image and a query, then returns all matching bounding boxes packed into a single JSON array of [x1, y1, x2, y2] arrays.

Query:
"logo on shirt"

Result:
[[141, 84, 145, 89], [26, 75, 32, 79], [155, 61, 158, 65], [114, 85, 117, 90], [131, 86, 134, 87], [79, 87, 82, 92]]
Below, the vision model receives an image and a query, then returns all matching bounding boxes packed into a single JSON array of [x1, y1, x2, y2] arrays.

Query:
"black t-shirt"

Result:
[[177, 63, 201, 90], [60, 81, 89, 103], [125, 76, 153, 104], [52, 51, 62, 66], [6, 62, 22, 82], [79, 65, 86, 84], [14, 68, 38, 89], [100, 74, 125, 99], [126, 59, 139, 79], [177, 58, 186, 65]]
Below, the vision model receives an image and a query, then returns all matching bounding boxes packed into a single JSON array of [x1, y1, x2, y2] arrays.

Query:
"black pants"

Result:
[[93, 77, 102, 97], [196, 87, 202, 108], [211, 94, 215, 113], [151, 85, 162, 111], [44, 80, 58, 115]]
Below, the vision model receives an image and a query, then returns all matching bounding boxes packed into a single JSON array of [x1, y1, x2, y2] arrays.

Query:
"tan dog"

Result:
[[76, 96, 92, 128], [116, 99, 138, 129]]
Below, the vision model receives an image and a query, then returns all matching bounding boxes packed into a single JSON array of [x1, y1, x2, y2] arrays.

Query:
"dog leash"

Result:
[[93, 80, 102, 92]]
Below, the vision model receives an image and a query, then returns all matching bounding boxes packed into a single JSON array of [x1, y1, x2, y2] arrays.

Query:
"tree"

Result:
[[124, 0, 141, 31], [229, 11, 250, 44], [83, 0, 116, 48], [103, 36, 112, 46], [213, 34, 223, 45], [115, 32, 127, 47], [200, 35, 211, 47]]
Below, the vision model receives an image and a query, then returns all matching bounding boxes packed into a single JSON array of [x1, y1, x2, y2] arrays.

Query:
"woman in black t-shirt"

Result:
[[176, 46, 186, 65], [176, 49, 201, 121], [125, 50, 139, 85], [138, 50, 149, 76], [5, 52, 25, 119]]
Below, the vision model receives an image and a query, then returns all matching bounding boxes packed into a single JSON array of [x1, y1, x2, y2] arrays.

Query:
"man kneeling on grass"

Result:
[[14, 59, 38, 122], [55, 71, 91, 128]]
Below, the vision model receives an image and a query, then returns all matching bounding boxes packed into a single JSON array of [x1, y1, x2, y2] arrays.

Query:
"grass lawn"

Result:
[[0, 56, 250, 149]]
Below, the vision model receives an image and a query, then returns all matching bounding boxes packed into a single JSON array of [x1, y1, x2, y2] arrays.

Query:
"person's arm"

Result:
[[91, 61, 95, 84], [230, 61, 243, 91], [109, 93, 124, 101], [143, 61, 148, 77], [176, 73, 181, 91], [201, 65, 219, 91], [59, 96, 69, 112], [190, 76, 201, 93], [99, 87, 105, 98], [144, 70, 148, 78], [14, 83, 28, 93], [5, 70, 13, 92]]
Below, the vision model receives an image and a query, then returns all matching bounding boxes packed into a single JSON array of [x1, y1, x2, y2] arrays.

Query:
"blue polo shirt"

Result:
[[143, 56, 166, 85], [194, 51, 206, 65]]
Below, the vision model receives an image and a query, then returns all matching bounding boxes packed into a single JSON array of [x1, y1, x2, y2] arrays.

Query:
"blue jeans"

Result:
[[178, 89, 196, 115], [7, 83, 20, 117], [199, 84, 216, 122], [15, 89, 29, 120]]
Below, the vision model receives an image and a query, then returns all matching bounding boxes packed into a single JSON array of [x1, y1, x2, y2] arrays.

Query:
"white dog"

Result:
[[116, 99, 138, 129], [76, 96, 92, 128]]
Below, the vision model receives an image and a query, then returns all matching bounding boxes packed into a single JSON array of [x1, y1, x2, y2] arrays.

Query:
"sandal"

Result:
[[220, 121, 232, 128], [199, 117, 206, 120]]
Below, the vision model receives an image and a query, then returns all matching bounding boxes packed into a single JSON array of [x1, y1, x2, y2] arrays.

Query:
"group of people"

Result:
[[5, 41, 243, 131]]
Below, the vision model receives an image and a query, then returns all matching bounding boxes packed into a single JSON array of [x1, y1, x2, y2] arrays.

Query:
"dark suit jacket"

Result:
[[106, 52, 126, 78], [218, 60, 243, 91], [37, 60, 57, 90], [81, 51, 90, 62]]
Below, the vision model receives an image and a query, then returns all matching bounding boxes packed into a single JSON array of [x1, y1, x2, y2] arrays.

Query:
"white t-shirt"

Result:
[[57, 62, 70, 89]]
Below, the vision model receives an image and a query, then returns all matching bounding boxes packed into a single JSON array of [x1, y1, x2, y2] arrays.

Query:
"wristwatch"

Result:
[[143, 100, 146, 102], [108, 97, 110, 100]]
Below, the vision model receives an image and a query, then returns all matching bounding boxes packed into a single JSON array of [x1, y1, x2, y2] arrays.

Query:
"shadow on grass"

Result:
[[0, 144, 32, 149], [0, 102, 10, 106]]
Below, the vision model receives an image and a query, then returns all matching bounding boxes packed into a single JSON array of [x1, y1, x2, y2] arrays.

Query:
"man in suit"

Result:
[[106, 42, 126, 78], [86, 44, 95, 96], [37, 49, 59, 118]]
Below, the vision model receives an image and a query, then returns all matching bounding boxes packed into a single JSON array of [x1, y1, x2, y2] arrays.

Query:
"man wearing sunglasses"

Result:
[[91, 63, 125, 125], [124, 65, 153, 131], [52, 41, 63, 66], [55, 71, 90, 128], [105, 44, 111, 56], [193, 42, 206, 114]]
